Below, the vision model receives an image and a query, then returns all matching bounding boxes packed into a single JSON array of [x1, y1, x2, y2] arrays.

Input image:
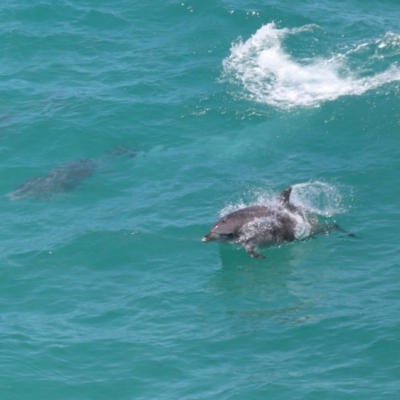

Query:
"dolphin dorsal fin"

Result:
[[278, 186, 292, 204]]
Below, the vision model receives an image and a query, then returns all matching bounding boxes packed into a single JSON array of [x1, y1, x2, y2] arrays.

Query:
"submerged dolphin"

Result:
[[202, 186, 351, 259], [7, 146, 137, 200], [8, 159, 97, 200]]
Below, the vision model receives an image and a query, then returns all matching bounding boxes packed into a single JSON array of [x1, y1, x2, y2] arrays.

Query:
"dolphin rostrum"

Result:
[[202, 186, 352, 259]]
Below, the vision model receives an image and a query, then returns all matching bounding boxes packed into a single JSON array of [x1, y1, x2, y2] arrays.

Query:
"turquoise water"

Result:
[[1, 0, 400, 398]]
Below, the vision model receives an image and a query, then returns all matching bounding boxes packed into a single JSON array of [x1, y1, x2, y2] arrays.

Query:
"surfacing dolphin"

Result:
[[202, 186, 354, 259]]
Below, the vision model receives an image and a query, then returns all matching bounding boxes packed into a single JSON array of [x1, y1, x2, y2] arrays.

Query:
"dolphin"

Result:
[[7, 158, 98, 200], [7, 146, 138, 200], [202, 186, 351, 259]]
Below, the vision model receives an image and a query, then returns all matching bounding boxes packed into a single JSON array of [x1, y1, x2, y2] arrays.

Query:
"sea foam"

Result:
[[222, 23, 400, 108]]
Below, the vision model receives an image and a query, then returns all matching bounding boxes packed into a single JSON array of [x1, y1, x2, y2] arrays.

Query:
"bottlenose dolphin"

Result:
[[7, 159, 97, 200], [7, 146, 137, 200], [202, 186, 351, 259]]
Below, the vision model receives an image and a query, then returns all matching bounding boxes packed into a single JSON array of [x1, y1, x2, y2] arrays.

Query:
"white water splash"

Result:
[[222, 23, 400, 108], [290, 181, 348, 217], [219, 200, 248, 217], [220, 181, 348, 218]]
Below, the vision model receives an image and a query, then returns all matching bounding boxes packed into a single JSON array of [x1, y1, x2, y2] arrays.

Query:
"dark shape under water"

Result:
[[8, 159, 97, 200], [106, 145, 137, 158], [7, 145, 137, 200]]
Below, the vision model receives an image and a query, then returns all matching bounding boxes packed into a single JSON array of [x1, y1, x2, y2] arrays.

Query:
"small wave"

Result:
[[222, 23, 400, 108]]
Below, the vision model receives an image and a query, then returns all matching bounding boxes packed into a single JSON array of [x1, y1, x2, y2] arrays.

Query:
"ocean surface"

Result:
[[1, 0, 400, 398]]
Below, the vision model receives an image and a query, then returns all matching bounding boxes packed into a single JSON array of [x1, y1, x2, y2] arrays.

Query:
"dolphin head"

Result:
[[201, 215, 240, 242]]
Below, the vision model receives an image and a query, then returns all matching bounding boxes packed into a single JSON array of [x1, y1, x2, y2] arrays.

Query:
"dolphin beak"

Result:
[[202, 232, 220, 242]]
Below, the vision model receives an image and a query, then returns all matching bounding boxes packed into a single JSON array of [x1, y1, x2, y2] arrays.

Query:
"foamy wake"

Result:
[[222, 23, 400, 108]]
